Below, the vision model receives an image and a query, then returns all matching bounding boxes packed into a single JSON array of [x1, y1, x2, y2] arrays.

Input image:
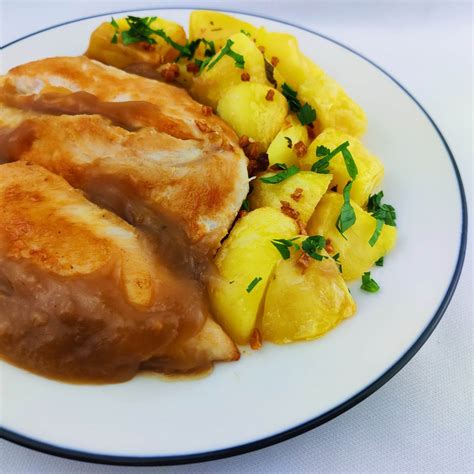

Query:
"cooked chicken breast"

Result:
[[0, 162, 238, 383], [0, 56, 249, 258]]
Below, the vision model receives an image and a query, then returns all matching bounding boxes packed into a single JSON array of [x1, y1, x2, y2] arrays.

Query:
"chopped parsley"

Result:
[[301, 235, 327, 261], [361, 272, 380, 293], [272, 163, 288, 170], [333, 252, 343, 273], [205, 39, 245, 71], [297, 102, 317, 126], [241, 198, 250, 211], [111, 18, 119, 43], [367, 191, 397, 246], [264, 59, 278, 88], [240, 29, 251, 37], [311, 141, 357, 179], [281, 83, 317, 126], [260, 165, 299, 184], [375, 256, 384, 267], [246, 276, 263, 293], [271, 238, 300, 260], [336, 181, 356, 237], [284, 136, 293, 148]]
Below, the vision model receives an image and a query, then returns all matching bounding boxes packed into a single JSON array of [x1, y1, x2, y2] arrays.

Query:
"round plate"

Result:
[[0, 8, 467, 466]]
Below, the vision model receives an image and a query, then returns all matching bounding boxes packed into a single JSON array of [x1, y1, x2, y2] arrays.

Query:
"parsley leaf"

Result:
[[375, 256, 384, 267], [110, 17, 119, 43], [271, 238, 300, 260], [240, 29, 251, 37], [336, 181, 356, 237], [361, 272, 380, 292], [284, 136, 293, 149], [260, 165, 299, 184], [241, 198, 250, 211], [302, 235, 327, 261], [264, 59, 278, 88], [206, 39, 245, 71], [272, 163, 288, 170], [333, 252, 343, 273], [246, 276, 263, 293], [297, 102, 317, 126], [281, 83, 301, 112], [367, 191, 397, 246], [311, 141, 357, 179]]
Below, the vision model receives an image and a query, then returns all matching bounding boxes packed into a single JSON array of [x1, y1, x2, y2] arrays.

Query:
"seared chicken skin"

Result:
[[0, 163, 238, 382], [0, 56, 249, 258]]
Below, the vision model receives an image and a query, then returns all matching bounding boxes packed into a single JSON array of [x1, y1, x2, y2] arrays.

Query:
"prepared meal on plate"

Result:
[[0, 11, 397, 383]]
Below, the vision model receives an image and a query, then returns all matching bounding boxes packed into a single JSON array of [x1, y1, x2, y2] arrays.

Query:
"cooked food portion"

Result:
[[300, 128, 384, 206], [0, 162, 237, 382], [262, 248, 356, 343], [308, 192, 397, 281], [208, 208, 298, 344], [0, 56, 249, 258], [86, 16, 186, 70]]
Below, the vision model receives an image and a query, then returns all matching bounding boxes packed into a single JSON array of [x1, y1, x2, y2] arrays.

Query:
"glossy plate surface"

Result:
[[0, 8, 467, 466]]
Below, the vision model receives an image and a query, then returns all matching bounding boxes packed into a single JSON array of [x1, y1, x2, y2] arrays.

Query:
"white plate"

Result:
[[0, 8, 467, 466]]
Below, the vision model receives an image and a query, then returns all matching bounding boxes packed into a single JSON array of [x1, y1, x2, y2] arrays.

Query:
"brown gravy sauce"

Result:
[[0, 82, 195, 140], [0, 88, 233, 384]]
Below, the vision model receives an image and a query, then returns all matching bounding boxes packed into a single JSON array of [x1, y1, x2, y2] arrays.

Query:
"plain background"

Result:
[[0, 1, 472, 472]]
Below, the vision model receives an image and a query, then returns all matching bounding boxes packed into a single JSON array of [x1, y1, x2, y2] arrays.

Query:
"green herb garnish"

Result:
[[260, 165, 299, 184], [264, 59, 278, 88], [111, 17, 119, 43], [246, 276, 263, 293], [242, 198, 250, 212], [284, 136, 293, 149], [281, 83, 317, 125], [333, 252, 343, 273], [301, 235, 327, 261], [240, 29, 251, 37], [205, 39, 245, 71], [361, 272, 380, 292], [311, 141, 357, 179], [375, 256, 384, 267], [297, 102, 317, 126], [367, 191, 397, 246], [336, 181, 356, 237], [271, 238, 300, 260]]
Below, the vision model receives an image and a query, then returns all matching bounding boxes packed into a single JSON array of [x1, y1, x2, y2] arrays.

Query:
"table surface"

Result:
[[0, 1, 472, 472]]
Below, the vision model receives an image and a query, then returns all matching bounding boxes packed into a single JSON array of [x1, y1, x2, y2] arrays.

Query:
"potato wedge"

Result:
[[307, 193, 397, 280], [261, 249, 356, 343], [217, 83, 288, 149], [190, 32, 269, 108], [85, 17, 186, 69], [300, 128, 384, 206], [249, 171, 332, 224], [209, 207, 298, 344], [189, 10, 258, 50], [267, 116, 309, 167]]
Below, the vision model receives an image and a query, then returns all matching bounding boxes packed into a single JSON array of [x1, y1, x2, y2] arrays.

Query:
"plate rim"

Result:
[[0, 6, 468, 467]]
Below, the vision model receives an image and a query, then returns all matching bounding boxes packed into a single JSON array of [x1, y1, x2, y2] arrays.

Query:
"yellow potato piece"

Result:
[[85, 17, 186, 69], [189, 10, 258, 50], [209, 208, 298, 344], [217, 83, 288, 149], [307, 193, 397, 281], [254, 28, 367, 137], [267, 116, 309, 167], [190, 32, 269, 108], [249, 171, 332, 224], [300, 128, 384, 206], [261, 250, 356, 343]]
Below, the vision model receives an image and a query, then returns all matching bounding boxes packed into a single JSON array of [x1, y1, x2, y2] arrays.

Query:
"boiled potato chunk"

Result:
[[307, 193, 397, 281], [217, 83, 288, 149], [190, 33, 269, 108], [267, 116, 309, 167], [300, 128, 384, 206], [254, 28, 366, 137], [261, 250, 356, 343], [85, 17, 186, 69], [209, 208, 298, 344], [189, 10, 258, 50], [249, 171, 332, 224]]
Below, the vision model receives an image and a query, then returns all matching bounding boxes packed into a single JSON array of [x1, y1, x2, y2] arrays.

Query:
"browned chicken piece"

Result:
[[0, 162, 239, 383], [0, 56, 249, 259]]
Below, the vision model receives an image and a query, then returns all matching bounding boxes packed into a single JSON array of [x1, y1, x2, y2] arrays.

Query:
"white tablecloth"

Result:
[[0, 1, 472, 472]]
